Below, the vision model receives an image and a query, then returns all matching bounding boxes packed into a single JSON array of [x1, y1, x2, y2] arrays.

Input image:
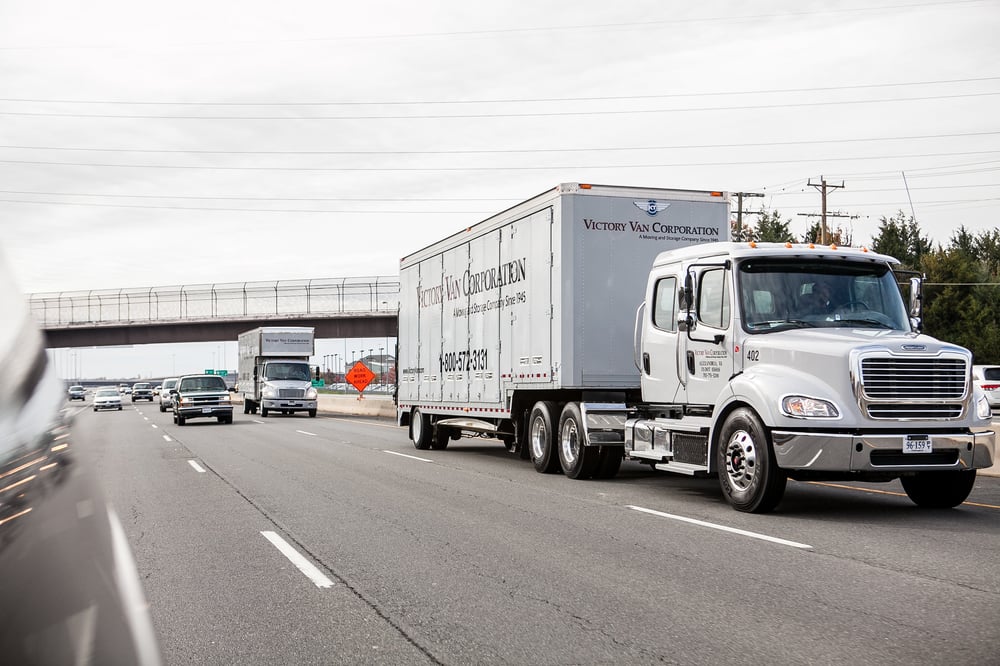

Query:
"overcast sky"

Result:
[[2, 0, 998, 378]]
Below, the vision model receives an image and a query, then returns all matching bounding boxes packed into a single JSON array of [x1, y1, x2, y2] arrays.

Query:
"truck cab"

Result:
[[629, 242, 995, 511]]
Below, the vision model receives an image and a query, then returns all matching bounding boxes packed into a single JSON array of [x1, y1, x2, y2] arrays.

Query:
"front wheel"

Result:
[[901, 470, 976, 508], [558, 402, 600, 479], [411, 409, 433, 450], [308, 409, 317, 418], [177, 415, 186, 426], [528, 401, 560, 473], [261, 407, 269, 418], [716, 408, 786, 513], [159, 403, 166, 413]]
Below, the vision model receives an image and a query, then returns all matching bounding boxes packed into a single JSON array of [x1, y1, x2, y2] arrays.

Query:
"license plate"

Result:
[[903, 435, 932, 454], [202, 407, 212, 414]]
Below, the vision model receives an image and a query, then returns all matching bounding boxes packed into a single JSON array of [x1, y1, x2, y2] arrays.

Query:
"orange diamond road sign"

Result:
[[346, 361, 376, 392]]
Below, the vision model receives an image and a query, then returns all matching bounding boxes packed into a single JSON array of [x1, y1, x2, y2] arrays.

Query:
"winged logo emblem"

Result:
[[633, 200, 670, 216]]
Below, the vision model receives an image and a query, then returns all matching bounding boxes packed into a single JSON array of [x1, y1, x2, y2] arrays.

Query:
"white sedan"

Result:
[[93, 387, 123, 412]]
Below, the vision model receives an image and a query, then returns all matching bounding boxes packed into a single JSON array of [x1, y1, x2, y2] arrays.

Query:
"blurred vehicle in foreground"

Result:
[[0, 253, 160, 664], [67, 384, 86, 401], [93, 387, 123, 412]]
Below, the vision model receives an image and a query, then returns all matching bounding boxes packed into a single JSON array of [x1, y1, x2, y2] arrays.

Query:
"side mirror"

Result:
[[228, 386, 236, 393], [169, 389, 178, 395], [908, 276, 923, 333]]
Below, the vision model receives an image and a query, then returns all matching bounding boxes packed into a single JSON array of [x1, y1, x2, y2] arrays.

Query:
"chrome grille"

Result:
[[278, 388, 305, 399], [860, 358, 967, 400]]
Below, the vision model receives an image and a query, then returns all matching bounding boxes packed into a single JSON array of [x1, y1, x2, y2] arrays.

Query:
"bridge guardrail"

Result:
[[29, 277, 400, 327]]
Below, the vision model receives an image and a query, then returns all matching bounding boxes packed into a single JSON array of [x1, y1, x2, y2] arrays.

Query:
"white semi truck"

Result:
[[238, 327, 319, 418], [396, 182, 996, 512]]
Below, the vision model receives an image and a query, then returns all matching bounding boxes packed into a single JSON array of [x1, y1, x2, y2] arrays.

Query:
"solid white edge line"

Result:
[[252, 420, 265, 424], [383, 450, 433, 463], [187, 460, 206, 473], [260, 531, 334, 589], [296, 430, 317, 436], [627, 505, 813, 551], [162, 435, 172, 442]]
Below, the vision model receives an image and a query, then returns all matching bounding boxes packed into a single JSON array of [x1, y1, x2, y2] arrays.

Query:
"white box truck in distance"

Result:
[[396, 182, 997, 513], [238, 327, 318, 418]]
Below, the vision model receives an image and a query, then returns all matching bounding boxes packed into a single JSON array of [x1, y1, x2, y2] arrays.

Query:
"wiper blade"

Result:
[[748, 319, 818, 332], [831, 318, 892, 328]]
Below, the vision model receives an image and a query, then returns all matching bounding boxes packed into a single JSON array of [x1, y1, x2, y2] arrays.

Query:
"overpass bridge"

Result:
[[30, 277, 399, 348]]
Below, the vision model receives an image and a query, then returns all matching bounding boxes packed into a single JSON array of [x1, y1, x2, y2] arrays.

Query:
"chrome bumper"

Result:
[[771, 429, 996, 472], [262, 399, 317, 410]]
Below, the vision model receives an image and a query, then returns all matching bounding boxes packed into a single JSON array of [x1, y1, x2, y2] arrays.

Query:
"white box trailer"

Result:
[[238, 327, 319, 418], [396, 182, 729, 445]]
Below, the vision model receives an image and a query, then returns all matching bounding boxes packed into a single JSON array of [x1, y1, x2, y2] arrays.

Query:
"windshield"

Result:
[[737, 258, 911, 333], [262, 362, 312, 381], [96, 389, 118, 397], [179, 376, 227, 391]]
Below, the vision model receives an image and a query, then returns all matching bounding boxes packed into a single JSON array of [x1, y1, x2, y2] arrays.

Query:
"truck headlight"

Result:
[[781, 396, 839, 418], [306, 387, 317, 400], [262, 385, 277, 399], [976, 394, 992, 420]]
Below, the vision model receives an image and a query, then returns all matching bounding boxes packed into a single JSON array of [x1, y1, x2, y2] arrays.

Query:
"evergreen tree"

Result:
[[870, 211, 931, 269]]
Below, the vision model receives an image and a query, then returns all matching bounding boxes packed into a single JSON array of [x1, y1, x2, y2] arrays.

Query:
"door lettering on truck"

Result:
[[440, 349, 489, 372], [695, 348, 729, 379], [746, 349, 760, 362]]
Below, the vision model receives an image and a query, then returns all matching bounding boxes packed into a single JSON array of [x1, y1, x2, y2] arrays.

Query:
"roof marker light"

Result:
[[808, 243, 816, 249], [748, 241, 757, 248], [830, 244, 838, 250], [785, 242, 793, 249]]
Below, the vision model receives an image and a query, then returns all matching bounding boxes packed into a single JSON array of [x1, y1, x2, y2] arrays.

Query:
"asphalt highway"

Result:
[[69, 403, 1000, 665]]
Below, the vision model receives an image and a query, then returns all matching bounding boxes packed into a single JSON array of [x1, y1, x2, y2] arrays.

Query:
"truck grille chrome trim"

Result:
[[853, 350, 971, 420]]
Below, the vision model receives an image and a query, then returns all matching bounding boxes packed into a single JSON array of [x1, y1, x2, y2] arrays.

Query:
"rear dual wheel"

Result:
[[557, 403, 601, 479]]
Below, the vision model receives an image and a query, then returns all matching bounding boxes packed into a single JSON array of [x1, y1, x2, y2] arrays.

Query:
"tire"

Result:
[[430, 426, 450, 450], [594, 447, 624, 479], [243, 401, 250, 414], [717, 407, 786, 513], [261, 408, 269, 418], [159, 403, 166, 413], [93, 407, 97, 412], [118, 405, 122, 411], [528, 401, 560, 473], [411, 409, 433, 450], [901, 470, 976, 508], [177, 415, 186, 426], [217, 416, 225, 423], [557, 402, 600, 479], [308, 409, 317, 418]]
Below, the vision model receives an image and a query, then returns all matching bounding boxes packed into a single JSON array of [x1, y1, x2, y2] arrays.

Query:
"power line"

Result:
[[1, 92, 996, 120], [1, 130, 996, 156], [3, 149, 999, 172], [0, 0, 986, 50], [0, 199, 492, 214], [2, 76, 996, 106]]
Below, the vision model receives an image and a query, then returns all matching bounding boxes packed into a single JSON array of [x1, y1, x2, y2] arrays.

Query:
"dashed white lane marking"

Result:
[[261, 531, 334, 589], [627, 505, 813, 551], [188, 460, 206, 473], [383, 450, 433, 463], [151, 424, 159, 429], [162, 435, 172, 442], [296, 430, 317, 437]]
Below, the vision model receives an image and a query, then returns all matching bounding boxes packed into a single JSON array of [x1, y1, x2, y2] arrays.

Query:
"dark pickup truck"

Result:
[[131, 382, 155, 402], [171, 374, 233, 425]]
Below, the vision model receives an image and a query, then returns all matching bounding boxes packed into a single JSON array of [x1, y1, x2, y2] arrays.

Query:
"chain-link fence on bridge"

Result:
[[29, 277, 400, 327]]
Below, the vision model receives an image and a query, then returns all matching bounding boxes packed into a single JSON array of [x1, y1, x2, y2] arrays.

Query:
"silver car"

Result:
[[93, 387, 123, 412], [158, 377, 179, 412]]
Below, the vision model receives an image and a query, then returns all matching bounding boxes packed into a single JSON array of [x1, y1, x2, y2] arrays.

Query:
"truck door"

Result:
[[640, 265, 684, 404], [467, 231, 501, 404], [501, 208, 552, 387], [681, 263, 735, 407]]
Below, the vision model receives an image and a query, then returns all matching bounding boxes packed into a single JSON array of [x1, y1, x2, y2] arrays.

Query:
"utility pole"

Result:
[[807, 176, 845, 244], [732, 192, 764, 238]]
